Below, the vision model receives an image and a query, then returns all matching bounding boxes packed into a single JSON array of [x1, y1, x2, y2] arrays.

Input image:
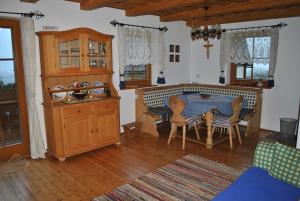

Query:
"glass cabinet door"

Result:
[[58, 39, 80, 69], [88, 39, 108, 69]]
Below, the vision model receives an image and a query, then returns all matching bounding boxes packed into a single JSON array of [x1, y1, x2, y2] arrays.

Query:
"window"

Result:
[[230, 36, 271, 88], [124, 64, 152, 89]]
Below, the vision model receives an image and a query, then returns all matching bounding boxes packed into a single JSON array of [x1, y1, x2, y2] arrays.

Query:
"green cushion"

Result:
[[270, 143, 300, 187], [253, 141, 275, 171]]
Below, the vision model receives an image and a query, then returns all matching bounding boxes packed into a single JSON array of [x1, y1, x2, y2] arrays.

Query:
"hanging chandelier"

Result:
[[191, 6, 224, 41]]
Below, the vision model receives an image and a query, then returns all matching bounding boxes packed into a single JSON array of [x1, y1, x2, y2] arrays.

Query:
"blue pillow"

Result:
[[182, 91, 199, 95]]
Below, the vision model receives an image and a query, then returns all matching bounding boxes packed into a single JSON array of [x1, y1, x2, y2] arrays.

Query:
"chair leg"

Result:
[[182, 125, 186, 150], [168, 123, 176, 145], [235, 124, 242, 144], [212, 126, 216, 135], [229, 127, 233, 149], [220, 127, 223, 138], [193, 124, 200, 141]]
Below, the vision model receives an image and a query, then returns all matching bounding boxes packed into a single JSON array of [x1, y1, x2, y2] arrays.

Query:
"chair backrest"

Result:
[[230, 96, 243, 123], [169, 96, 186, 123]]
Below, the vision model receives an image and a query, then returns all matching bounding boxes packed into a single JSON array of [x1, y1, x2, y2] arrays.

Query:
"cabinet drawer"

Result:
[[93, 100, 115, 113], [63, 104, 92, 118]]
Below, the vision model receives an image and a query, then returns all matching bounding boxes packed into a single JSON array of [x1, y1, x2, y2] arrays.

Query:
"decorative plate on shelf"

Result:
[[92, 81, 104, 94], [52, 85, 67, 100], [80, 82, 91, 94]]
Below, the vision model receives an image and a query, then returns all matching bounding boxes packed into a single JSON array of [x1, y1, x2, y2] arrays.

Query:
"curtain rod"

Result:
[[224, 22, 287, 32], [0, 10, 45, 20], [110, 20, 168, 32]]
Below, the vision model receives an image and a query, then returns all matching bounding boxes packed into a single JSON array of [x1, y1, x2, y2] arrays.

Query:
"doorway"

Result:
[[0, 18, 29, 160]]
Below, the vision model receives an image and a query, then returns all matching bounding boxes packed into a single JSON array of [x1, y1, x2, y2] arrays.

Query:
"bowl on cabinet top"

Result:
[[72, 92, 87, 99]]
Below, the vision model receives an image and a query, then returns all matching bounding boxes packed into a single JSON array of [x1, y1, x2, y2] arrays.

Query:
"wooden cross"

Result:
[[203, 40, 213, 59]]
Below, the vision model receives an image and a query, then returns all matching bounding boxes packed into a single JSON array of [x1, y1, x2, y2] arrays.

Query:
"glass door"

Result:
[[0, 19, 29, 160], [58, 39, 81, 69], [88, 39, 108, 69]]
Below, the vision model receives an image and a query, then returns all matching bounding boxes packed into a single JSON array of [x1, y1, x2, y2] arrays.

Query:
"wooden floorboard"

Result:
[[0, 123, 276, 201]]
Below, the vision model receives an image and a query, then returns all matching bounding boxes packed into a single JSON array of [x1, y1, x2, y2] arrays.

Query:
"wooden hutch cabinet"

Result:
[[37, 28, 120, 161]]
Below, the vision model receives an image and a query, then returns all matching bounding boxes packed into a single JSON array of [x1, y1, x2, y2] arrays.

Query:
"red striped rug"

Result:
[[93, 154, 242, 201]]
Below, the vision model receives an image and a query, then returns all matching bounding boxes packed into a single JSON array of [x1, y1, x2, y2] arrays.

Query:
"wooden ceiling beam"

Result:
[[125, 0, 219, 16], [161, 0, 300, 22], [80, 0, 127, 10], [65, 0, 84, 3], [186, 6, 300, 27], [20, 0, 39, 2]]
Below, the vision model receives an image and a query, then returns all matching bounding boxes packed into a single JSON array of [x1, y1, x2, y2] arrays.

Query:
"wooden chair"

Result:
[[211, 96, 243, 149], [167, 96, 202, 150]]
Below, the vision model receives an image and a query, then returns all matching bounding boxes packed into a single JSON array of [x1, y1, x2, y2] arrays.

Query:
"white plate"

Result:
[[92, 81, 104, 94], [52, 85, 66, 100]]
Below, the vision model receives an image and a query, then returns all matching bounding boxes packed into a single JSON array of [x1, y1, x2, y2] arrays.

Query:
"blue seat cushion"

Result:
[[213, 167, 300, 201]]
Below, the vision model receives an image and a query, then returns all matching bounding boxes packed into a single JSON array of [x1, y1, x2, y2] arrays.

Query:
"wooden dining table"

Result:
[[164, 94, 247, 148]]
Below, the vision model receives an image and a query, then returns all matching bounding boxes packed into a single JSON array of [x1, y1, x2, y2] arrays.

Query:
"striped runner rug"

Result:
[[93, 154, 242, 201]]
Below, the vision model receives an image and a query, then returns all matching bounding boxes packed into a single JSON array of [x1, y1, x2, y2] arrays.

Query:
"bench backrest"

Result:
[[142, 84, 261, 109]]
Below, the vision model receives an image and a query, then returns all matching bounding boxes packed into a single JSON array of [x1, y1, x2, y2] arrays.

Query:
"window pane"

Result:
[[0, 61, 16, 88], [246, 67, 252, 79], [236, 65, 244, 79], [253, 60, 269, 80], [0, 28, 13, 59], [253, 37, 270, 58]]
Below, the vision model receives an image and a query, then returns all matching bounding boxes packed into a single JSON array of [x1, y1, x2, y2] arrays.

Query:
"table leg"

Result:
[[205, 111, 213, 149]]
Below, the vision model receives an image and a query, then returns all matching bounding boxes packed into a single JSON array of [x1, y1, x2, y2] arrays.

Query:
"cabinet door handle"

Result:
[[91, 129, 94, 133], [96, 128, 98, 132], [78, 109, 80, 113]]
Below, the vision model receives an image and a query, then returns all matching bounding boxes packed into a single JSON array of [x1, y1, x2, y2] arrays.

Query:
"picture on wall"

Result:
[[169, 54, 174, 62], [169, 45, 174, 52], [169, 44, 180, 63], [175, 45, 180, 53], [175, 55, 180, 62]]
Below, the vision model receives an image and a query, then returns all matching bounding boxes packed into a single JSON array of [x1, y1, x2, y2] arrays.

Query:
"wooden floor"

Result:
[[0, 123, 274, 201]]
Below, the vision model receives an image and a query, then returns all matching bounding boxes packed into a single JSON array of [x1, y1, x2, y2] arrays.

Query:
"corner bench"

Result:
[[136, 83, 262, 139]]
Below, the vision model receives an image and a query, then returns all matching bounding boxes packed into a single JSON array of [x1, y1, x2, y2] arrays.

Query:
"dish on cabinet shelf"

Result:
[[80, 82, 91, 94], [52, 85, 67, 100], [67, 85, 75, 98], [92, 81, 104, 94]]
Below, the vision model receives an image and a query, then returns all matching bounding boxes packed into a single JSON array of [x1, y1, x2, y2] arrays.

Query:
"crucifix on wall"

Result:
[[203, 40, 213, 59]]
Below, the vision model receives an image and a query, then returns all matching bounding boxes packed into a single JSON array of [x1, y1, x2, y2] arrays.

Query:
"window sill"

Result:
[[229, 82, 272, 89], [122, 84, 157, 90]]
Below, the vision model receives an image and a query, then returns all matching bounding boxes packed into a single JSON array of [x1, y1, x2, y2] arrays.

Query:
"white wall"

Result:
[[190, 17, 300, 132], [1, 0, 191, 138]]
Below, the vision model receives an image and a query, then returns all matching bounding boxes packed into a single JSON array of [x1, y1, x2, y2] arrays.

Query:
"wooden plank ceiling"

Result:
[[23, 0, 300, 26]]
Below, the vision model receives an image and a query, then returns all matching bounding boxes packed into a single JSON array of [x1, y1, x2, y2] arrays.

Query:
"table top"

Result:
[[164, 94, 247, 117]]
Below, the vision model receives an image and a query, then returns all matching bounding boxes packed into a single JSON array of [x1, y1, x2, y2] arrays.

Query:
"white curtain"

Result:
[[124, 27, 151, 65], [117, 26, 126, 89], [151, 30, 166, 84], [268, 28, 279, 87], [20, 16, 46, 159], [219, 32, 231, 84], [230, 32, 252, 65]]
